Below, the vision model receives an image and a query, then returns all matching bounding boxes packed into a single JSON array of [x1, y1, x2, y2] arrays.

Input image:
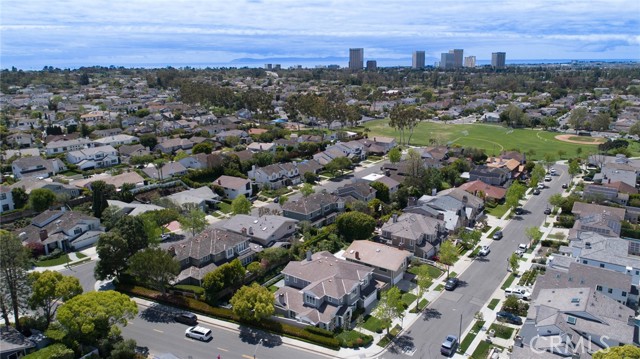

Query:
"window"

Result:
[[599, 263, 605, 268], [622, 291, 627, 297], [596, 285, 603, 291], [567, 316, 577, 325], [226, 248, 234, 257], [304, 294, 317, 306], [583, 260, 588, 264], [74, 228, 82, 235], [608, 288, 613, 294], [629, 242, 640, 256], [0, 193, 6, 200]]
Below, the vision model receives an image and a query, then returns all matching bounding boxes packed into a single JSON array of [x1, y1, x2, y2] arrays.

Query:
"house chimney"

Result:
[[385, 169, 391, 177], [432, 188, 437, 196], [218, 179, 221, 185], [39, 229, 48, 241], [355, 251, 360, 260], [306, 250, 312, 261], [392, 213, 398, 223], [248, 227, 253, 235], [241, 227, 247, 234], [407, 196, 416, 207]]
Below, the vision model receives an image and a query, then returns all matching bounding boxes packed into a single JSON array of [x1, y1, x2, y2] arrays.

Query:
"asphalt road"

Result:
[[385, 164, 570, 358], [121, 303, 328, 359], [60, 258, 98, 292]]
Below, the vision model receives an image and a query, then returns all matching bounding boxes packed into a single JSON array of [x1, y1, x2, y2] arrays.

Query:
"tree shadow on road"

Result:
[[423, 308, 441, 321], [387, 334, 415, 355], [139, 304, 177, 323], [238, 325, 283, 348]]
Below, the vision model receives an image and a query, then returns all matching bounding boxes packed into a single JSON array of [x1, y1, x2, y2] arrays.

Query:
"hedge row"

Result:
[[304, 326, 335, 338], [117, 284, 340, 350]]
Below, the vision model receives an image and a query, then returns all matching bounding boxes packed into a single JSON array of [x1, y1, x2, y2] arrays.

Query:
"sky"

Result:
[[1, 0, 639, 69]]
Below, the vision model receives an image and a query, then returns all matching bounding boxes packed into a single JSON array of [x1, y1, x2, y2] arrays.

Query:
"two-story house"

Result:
[[571, 202, 625, 237], [16, 209, 103, 253], [166, 186, 220, 211], [155, 138, 195, 154], [342, 240, 411, 286], [214, 175, 252, 200], [10, 178, 80, 199], [66, 145, 119, 170], [334, 180, 377, 203], [222, 214, 297, 246], [0, 186, 14, 213], [380, 213, 446, 258], [248, 162, 300, 190], [468, 165, 510, 186], [118, 144, 150, 163], [93, 134, 139, 147], [142, 162, 188, 180], [11, 156, 67, 179], [282, 192, 345, 227], [45, 138, 94, 156], [274, 251, 377, 330], [170, 227, 253, 285]]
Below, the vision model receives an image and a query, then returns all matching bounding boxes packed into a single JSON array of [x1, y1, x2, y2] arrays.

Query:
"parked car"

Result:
[[544, 207, 552, 215], [185, 326, 212, 341], [504, 287, 532, 300], [514, 207, 524, 215], [492, 230, 503, 240], [515, 243, 528, 257], [537, 183, 545, 189], [175, 312, 198, 325], [444, 277, 459, 291], [562, 183, 568, 189], [549, 168, 556, 174], [533, 188, 540, 195], [544, 175, 552, 181], [478, 245, 490, 256], [496, 311, 523, 325], [440, 335, 459, 357]]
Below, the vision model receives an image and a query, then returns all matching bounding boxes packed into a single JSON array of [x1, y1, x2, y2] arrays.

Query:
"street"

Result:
[[121, 302, 328, 359], [384, 164, 569, 358]]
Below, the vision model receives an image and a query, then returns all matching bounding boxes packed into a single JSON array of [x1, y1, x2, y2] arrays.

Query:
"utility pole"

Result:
[[458, 313, 462, 341]]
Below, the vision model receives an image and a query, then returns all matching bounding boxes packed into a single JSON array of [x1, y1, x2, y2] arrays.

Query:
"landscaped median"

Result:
[[116, 283, 346, 350]]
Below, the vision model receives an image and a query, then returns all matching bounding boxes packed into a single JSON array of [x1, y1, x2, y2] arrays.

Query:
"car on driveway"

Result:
[[185, 326, 212, 341], [444, 277, 459, 291], [492, 230, 503, 240], [440, 335, 458, 356], [496, 311, 523, 325], [478, 245, 490, 256], [514, 243, 528, 257]]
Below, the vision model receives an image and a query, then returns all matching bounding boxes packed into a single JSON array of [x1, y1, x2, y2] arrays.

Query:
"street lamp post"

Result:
[[253, 338, 264, 359]]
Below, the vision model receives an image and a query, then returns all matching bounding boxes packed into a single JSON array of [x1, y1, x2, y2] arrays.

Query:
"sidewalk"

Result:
[[30, 246, 98, 273]]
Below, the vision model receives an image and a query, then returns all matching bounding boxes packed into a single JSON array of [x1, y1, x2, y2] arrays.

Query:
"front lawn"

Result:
[[36, 254, 70, 267], [217, 202, 232, 214], [486, 204, 509, 218], [336, 330, 373, 348], [401, 293, 417, 308], [408, 264, 443, 279], [434, 284, 444, 291], [75, 252, 87, 259], [471, 340, 492, 359], [362, 315, 386, 333], [459, 320, 486, 353], [410, 298, 429, 313], [489, 323, 515, 339]]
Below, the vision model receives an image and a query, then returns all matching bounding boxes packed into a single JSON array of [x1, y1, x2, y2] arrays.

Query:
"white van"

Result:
[[505, 287, 531, 300], [185, 326, 212, 341]]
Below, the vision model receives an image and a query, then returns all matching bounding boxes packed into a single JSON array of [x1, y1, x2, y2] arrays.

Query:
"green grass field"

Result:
[[363, 120, 605, 160]]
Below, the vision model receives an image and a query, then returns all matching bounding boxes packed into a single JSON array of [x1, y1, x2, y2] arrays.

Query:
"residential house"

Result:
[[247, 142, 276, 153], [598, 163, 638, 188], [214, 175, 252, 200], [11, 156, 66, 179], [142, 162, 188, 180], [222, 214, 297, 246], [282, 192, 345, 227], [45, 138, 94, 156], [1, 148, 40, 161], [468, 165, 510, 186], [406, 189, 484, 232], [334, 181, 376, 202], [313, 141, 365, 165], [155, 138, 195, 154], [571, 202, 625, 237], [216, 129, 249, 144], [6, 132, 34, 149], [170, 227, 253, 285], [381, 213, 446, 258], [16, 209, 103, 253], [457, 180, 507, 202], [106, 200, 165, 216], [166, 186, 220, 211], [10, 178, 80, 198], [93, 134, 139, 147], [72, 171, 145, 190], [514, 287, 635, 359], [275, 251, 377, 330], [296, 160, 323, 177], [0, 327, 35, 359], [66, 145, 119, 170], [343, 240, 411, 286], [248, 162, 300, 190], [0, 186, 14, 213], [118, 144, 150, 163], [178, 153, 224, 170], [368, 136, 396, 153], [92, 128, 123, 138], [534, 262, 635, 308]]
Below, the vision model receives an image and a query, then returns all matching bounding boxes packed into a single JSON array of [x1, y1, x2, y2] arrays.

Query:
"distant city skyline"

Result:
[[1, 0, 639, 69]]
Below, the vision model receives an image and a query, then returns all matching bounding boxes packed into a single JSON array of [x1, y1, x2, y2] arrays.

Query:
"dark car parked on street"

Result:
[[175, 312, 198, 325], [444, 277, 459, 291]]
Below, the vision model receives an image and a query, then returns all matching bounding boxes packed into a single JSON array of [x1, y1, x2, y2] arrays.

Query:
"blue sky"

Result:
[[1, 0, 639, 69]]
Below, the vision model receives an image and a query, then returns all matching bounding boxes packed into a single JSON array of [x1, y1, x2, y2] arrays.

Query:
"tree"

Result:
[[203, 259, 246, 302], [388, 147, 402, 163], [253, 151, 274, 167], [303, 171, 318, 184], [231, 195, 251, 215], [128, 248, 180, 294], [438, 240, 459, 277], [179, 207, 207, 236], [11, 187, 29, 209], [529, 164, 546, 188], [109, 339, 138, 359], [300, 183, 315, 197], [29, 188, 56, 212], [336, 212, 376, 241], [230, 283, 275, 322], [56, 291, 137, 345], [509, 253, 520, 274], [139, 134, 158, 150], [91, 181, 116, 218], [414, 265, 433, 310], [0, 231, 31, 331], [225, 136, 240, 148], [129, 154, 155, 166], [29, 271, 83, 326], [94, 232, 129, 280], [543, 153, 556, 171], [593, 345, 640, 359], [373, 286, 404, 335], [114, 216, 149, 256], [548, 193, 564, 209], [505, 181, 526, 211], [568, 158, 581, 179], [370, 182, 390, 203], [325, 156, 351, 176], [173, 150, 189, 162], [568, 107, 588, 131], [23, 343, 74, 359], [192, 142, 213, 154], [525, 227, 542, 246]]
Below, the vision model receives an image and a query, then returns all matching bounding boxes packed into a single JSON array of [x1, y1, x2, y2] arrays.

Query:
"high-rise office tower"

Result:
[[412, 51, 425, 69], [464, 56, 476, 68], [492, 52, 506, 69], [440, 53, 455, 69], [349, 48, 364, 70], [449, 49, 463, 68], [366, 60, 377, 71]]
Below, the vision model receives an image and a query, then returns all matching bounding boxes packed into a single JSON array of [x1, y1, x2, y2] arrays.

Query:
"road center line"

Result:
[[153, 329, 163, 333], [217, 347, 229, 352]]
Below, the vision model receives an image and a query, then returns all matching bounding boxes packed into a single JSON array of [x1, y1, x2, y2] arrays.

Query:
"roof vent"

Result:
[[571, 297, 580, 304], [376, 248, 381, 252]]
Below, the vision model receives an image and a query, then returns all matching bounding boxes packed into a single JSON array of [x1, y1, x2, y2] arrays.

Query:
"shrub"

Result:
[[304, 326, 335, 338]]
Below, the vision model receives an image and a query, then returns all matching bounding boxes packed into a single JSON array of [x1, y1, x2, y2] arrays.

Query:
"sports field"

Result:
[[364, 119, 615, 160]]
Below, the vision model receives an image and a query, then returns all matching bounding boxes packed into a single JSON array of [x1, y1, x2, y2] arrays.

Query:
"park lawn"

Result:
[[488, 298, 500, 310], [362, 315, 386, 333], [401, 293, 418, 308], [364, 120, 605, 161], [36, 254, 70, 267], [500, 274, 518, 290]]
